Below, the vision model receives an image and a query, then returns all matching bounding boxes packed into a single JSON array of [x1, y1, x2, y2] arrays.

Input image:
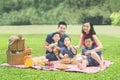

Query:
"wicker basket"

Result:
[[9, 39, 25, 51], [7, 35, 31, 65], [7, 50, 27, 65]]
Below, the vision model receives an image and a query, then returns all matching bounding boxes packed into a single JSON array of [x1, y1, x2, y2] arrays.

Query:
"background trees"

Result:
[[0, 0, 120, 25]]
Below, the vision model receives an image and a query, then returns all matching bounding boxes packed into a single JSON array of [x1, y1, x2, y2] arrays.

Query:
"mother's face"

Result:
[[82, 23, 91, 34]]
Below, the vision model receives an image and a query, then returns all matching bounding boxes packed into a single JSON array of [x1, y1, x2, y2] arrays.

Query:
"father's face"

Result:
[[58, 24, 66, 35]]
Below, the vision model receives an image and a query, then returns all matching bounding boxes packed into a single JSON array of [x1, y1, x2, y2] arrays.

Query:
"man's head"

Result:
[[58, 21, 67, 35], [84, 36, 93, 48]]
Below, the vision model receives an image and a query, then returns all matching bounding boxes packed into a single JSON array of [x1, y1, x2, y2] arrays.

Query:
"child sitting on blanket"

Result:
[[59, 36, 77, 63], [45, 32, 64, 61], [77, 35, 103, 69]]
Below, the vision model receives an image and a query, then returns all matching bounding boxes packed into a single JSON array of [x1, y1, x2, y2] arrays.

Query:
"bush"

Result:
[[110, 11, 120, 25], [0, 7, 40, 25], [0, 0, 115, 25]]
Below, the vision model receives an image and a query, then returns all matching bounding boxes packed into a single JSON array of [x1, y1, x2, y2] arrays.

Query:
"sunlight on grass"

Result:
[[0, 25, 120, 37], [0, 25, 120, 80]]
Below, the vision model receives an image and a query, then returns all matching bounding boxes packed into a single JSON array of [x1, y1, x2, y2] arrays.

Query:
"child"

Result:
[[75, 22, 104, 61], [77, 35, 103, 69], [59, 36, 76, 59], [44, 21, 68, 60], [45, 32, 64, 61]]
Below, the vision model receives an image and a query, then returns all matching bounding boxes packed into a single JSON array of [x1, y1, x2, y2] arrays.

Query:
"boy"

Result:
[[59, 36, 76, 59], [44, 21, 68, 61], [77, 36, 103, 69], [45, 32, 64, 61]]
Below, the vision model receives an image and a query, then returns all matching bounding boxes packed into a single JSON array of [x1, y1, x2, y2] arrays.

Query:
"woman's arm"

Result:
[[84, 35, 103, 55], [92, 35, 103, 52], [75, 34, 83, 49]]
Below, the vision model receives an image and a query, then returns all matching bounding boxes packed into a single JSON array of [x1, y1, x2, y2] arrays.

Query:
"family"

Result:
[[44, 21, 104, 69]]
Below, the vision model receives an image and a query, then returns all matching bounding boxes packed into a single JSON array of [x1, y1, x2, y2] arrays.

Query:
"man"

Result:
[[44, 21, 68, 61]]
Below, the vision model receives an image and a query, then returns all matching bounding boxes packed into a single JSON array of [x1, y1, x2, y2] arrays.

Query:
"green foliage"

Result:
[[0, 7, 40, 25], [0, 0, 119, 25], [1, 0, 34, 12], [110, 11, 120, 25], [105, 0, 120, 12]]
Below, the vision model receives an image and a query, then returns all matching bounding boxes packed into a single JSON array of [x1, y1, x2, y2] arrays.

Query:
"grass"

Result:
[[0, 25, 120, 80]]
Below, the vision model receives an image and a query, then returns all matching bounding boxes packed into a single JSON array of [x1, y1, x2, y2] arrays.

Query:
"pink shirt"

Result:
[[81, 34, 97, 46]]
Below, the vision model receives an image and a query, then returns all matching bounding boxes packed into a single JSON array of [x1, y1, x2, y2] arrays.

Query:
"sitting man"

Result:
[[44, 21, 69, 61], [45, 32, 64, 61]]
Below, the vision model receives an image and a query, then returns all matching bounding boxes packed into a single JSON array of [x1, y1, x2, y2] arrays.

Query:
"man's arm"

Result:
[[44, 33, 53, 52], [44, 42, 52, 52]]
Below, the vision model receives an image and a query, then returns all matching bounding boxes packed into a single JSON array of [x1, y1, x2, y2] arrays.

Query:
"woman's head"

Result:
[[82, 22, 96, 35]]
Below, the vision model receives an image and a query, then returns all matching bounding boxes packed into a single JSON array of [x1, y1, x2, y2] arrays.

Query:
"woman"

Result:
[[76, 22, 103, 60]]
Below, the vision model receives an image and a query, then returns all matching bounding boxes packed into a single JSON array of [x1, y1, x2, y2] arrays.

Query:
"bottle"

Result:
[[24, 53, 33, 67]]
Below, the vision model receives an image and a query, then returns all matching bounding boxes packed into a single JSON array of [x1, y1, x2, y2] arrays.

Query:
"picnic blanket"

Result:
[[0, 57, 113, 73]]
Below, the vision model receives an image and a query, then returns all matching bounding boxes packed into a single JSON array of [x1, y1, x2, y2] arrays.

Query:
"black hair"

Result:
[[62, 36, 71, 43], [58, 21, 67, 28], [84, 35, 93, 41], [82, 22, 96, 35], [52, 32, 60, 38]]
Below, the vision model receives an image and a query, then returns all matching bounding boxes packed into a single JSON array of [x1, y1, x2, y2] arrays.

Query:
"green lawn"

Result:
[[0, 25, 120, 80]]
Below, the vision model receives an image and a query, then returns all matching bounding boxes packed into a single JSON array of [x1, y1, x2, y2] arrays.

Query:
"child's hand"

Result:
[[49, 42, 58, 48], [74, 45, 79, 49], [63, 54, 68, 59], [70, 46, 77, 55]]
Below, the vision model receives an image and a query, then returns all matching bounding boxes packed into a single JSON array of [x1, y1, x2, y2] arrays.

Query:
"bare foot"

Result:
[[77, 63, 84, 70], [99, 61, 105, 70]]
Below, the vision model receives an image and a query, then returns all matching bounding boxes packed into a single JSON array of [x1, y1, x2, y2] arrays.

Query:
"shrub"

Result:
[[110, 11, 120, 25], [0, 7, 40, 25]]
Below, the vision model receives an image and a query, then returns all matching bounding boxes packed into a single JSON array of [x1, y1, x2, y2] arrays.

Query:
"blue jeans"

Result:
[[46, 53, 58, 61], [87, 54, 99, 66]]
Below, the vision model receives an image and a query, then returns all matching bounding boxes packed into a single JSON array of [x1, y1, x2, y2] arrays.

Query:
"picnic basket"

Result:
[[7, 50, 27, 65], [7, 35, 31, 65], [9, 39, 25, 51]]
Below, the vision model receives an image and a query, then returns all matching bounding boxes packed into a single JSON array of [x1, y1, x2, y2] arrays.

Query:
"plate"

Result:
[[56, 65, 69, 70]]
